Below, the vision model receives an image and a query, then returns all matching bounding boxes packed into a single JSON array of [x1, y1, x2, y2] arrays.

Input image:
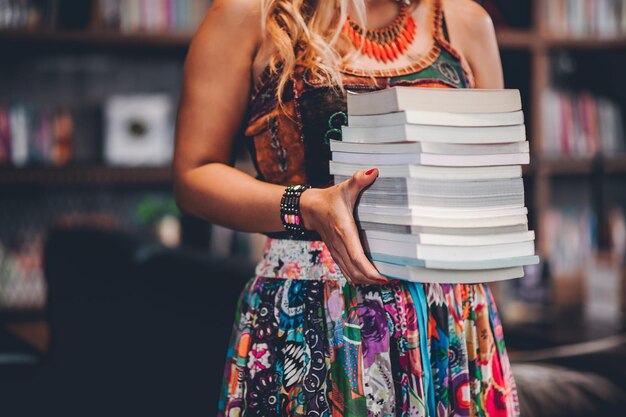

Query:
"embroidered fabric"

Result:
[[243, 0, 474, 188]]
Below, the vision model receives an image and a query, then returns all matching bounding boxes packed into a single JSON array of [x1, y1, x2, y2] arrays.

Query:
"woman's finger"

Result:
[[324, 219, 375, 285], [344, 168, 379, 205], [329, 220, 384, 285], [342, 227, 389, 284], [325, 239, 355, 284], [332, 239, 380, 285]]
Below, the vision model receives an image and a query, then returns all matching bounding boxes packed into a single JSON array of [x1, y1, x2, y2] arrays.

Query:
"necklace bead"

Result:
[[343, 4, 416, 63]]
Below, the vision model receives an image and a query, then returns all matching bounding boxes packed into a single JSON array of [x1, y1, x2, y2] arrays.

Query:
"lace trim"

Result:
[[254, 238, 348, 284]]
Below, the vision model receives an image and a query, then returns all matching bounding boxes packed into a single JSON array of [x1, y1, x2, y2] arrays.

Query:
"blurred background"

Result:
[[0, 0, 625, 416]]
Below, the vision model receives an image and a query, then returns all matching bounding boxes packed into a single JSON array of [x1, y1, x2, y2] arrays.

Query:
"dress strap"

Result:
[[432, 0, 449, 43], [441, 11, 451, 42]]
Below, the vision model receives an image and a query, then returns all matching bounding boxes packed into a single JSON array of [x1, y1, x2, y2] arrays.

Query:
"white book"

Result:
[[336, 176, 524, 196], [332, 151, 529, 166], [359, 222, 529, 235], [373, 261, 526, 283], [362, 229, 535, 246], [348, 110, 525, 127], [358, 205, 528, 217], [356, 205, 528, 227], [329, 139, 530, 155], [359, 193, 525, 209], [347, 87, 522, 116], [373, 255, 539, 270], [329, 161, 522, 179], [356, 210, 528, 228], [365, 239, 535, 261], [9, 106, 29, 167], [341, 124, 526, 144]]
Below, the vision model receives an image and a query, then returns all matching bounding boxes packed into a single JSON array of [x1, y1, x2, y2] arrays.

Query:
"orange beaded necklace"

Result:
[[342, 3, 416, 63]]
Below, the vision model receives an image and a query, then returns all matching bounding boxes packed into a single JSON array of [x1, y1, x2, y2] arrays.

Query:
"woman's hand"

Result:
[[300, 168, 389, 285]]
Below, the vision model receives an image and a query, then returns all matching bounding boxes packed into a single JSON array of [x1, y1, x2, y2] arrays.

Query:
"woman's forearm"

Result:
[[173, 162, 286, 233]]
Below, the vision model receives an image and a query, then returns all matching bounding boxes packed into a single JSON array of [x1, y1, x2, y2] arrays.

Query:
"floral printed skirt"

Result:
[[218, 238, 520, 417]]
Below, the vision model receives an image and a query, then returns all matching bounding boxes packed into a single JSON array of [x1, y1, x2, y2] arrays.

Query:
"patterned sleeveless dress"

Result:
[[218, 2, 520, 416]]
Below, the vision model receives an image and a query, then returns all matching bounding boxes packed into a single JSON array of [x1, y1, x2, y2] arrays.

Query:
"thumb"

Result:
[[347, 167, 378, 198]]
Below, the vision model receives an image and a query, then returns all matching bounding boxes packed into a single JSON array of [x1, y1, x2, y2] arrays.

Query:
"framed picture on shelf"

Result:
[[104, 94, 174, 167]]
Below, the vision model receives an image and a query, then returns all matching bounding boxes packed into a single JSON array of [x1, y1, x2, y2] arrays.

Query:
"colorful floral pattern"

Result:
[[218, 239, 520, 417]]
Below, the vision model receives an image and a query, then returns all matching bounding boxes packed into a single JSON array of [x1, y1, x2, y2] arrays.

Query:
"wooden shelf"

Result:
[[0, 29, 192, 49], [496, 28, 537, 49], [540, 157, 595, 175], [542, 35, 626, 49], [3, 28, 625, 52], [538, 155, 626, 176], [0, 166, 172, 185], [495, 28, 626, 50], [604, 155, 626, 173]]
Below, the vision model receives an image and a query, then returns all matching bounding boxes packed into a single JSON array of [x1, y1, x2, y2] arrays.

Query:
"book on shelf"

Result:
[[0, 0, 57, 30], [543, 0, 626, 38], [98, 0, 210, 34], [331, 86, 538, 283], [542, 89, 625, 158], [542, 206, 597, 276], [0, 101, 73, 167]]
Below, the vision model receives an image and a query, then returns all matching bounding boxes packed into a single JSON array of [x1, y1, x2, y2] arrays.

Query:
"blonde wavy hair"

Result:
[[260, 0, 369, 103]]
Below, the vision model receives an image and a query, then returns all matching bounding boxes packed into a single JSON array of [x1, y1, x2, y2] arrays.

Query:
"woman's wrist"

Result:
[[299, 187, 322, 233]]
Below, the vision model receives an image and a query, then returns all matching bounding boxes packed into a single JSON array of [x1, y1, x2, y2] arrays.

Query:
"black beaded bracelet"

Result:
[[280, 184, 311, 236]]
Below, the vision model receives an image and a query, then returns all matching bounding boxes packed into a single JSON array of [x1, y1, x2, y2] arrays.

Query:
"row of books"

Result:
[[0, 94, 176, 167], [544, 0, 626, 38], [542, 90, 625, 158], [330, 87, 538, 283], [0, 102, 73, 167], [542, 207, 597, 276], [0, 0, 54, 29], [97, 0, 210, 34]]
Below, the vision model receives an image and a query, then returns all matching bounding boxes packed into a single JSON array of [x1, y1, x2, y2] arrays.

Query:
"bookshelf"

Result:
[[0, 0, 625, 323], [489, 0, 626, 324], [0, 0, 208, 316], [0, 29, 192, 49]]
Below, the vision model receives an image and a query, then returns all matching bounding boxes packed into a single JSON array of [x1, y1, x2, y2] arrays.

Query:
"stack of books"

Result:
[[329, 87, 539, 283]]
